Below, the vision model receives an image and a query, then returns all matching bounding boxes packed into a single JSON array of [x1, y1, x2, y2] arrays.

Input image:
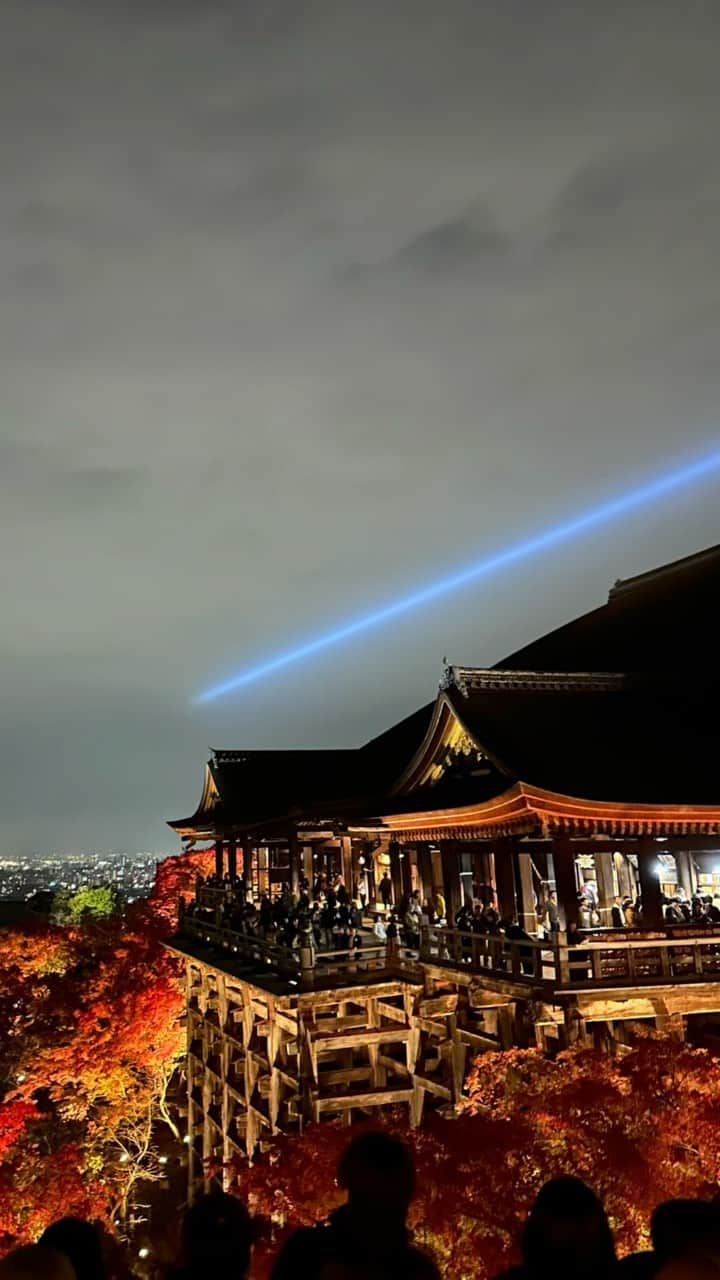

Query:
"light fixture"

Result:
[[138, 1248, 150, 1260], [358, 855, 365, 866], [158, 1155, 168, 1165], [183, 1134, 191, 1145]]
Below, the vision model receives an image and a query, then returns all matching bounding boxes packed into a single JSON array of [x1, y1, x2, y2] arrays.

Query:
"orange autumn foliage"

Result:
[[237, 1034, 720, 1280], [0, 850, 202, 1252]]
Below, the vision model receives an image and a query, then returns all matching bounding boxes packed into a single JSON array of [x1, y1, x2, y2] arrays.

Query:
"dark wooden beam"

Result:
[[440, 841, 462, 924], [493, 839, 517, 922], [227, 838, 238, 884], [637, 836, 664, 928], [552, 835, 579, 931]]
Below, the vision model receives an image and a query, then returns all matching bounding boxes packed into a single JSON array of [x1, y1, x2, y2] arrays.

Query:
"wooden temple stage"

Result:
[[168, 543, 720, 1192]]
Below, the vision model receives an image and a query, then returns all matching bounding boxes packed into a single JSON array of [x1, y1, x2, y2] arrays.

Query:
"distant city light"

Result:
[[195, 445, 720, 702]]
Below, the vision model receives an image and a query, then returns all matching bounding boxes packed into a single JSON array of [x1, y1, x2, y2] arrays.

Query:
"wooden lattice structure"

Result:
[[175, 939, 525, 1199]]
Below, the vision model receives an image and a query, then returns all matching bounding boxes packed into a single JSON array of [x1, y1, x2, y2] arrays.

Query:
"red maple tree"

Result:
[[236, 1034, 720, 1280]]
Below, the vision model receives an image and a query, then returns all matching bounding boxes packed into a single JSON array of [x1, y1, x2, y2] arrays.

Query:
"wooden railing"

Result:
[[196, 886, 228, 909], [181, 917, 301, 979], [420, 926, 550, 982], [420, 925, 720, 989], [178, 916, 416, 987], [180, 915, 720, 992]]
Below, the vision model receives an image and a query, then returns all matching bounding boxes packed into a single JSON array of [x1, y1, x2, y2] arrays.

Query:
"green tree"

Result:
[[53, 885, 121, 925]]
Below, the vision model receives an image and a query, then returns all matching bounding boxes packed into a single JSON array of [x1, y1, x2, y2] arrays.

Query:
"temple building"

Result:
[[169, 542, 720, 1190]]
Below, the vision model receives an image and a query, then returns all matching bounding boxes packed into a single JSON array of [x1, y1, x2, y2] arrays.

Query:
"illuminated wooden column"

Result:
[[340, 835, 353, 892], [552, 835, 579, 931], [288, 832, 301, 896], [512, 846, 537, 933], [400, 845, 413, 898], [302, 844, 314, 886], [637, 837, 664, 928], [227, 838, 238, 884], [440, 841, 461, 925], [493, 840, 516, 922], [471, 846, 493, 902], [593, 850, 617, 927], [417, 843, 434, 904], [615, 849, 634, 901], [244, 843, 256, 900], [238, 843, 249, 899], [215, 840, 224, 881], [675, 850, 695, 899], [387, 841, 401, 906]]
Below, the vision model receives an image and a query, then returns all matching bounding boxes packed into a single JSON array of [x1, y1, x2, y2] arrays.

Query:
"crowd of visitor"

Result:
[[180, 867, 720, 988], [2, 1133, 719, 1280]]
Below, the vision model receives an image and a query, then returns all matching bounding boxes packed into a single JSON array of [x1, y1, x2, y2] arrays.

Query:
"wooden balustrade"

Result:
[[182, 914, 720, 993], [420, 925, 720, 989], [179, 915, 418, 987]]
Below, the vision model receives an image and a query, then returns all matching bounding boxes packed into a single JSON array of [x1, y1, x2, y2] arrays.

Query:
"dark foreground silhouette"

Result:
[[3, 1135, 720, 1280]]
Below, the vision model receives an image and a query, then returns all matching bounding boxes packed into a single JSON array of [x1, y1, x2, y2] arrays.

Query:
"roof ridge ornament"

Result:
[[443, 667, 628, 693], [440, 661, 470, 697]]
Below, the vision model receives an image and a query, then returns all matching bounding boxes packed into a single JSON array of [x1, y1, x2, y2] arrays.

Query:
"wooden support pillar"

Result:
[[215, 840, 224, 881], [302, 844, 313, 886], [417, 843, 434, 905], [185, 962, 197, 1203], [493, 840, 516, 922], [400, 846, 413, 898], [552, 836, 579, 931], [440, 841, 461, 925], [289, 831, 301, 897], [340, 835, 353, 893], [389, 841, 403, 906], [637, 837, 664, 928], [513, 848, 537, 933], [675, 850, 695, 899], [246, 843, 257, 900], [227, 838, 237, 884], [615, 849, 634, 901], [594, 850, 617, 927], [471, 846, 492, 903]]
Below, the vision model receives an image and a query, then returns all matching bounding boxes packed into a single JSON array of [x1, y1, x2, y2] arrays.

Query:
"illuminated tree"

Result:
[[0, 849, 204, 1250], [235, 1035, 720, 1280], [53, 884, 121, 924], [148, 846, 215, 931]]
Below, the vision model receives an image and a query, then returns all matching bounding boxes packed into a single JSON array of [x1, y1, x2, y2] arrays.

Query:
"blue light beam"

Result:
[[195, 446, 720, 703]]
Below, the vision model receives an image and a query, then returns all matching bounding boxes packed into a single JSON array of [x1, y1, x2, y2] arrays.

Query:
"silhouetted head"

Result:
[[338, 1133, 415, 1219], [522, 1177, 615, 1278], [0, 1247, 76, 1280], [181, 1192, 254, 1279], [40, 1219, 104, 1280], [651, 1200, 720, 1263]]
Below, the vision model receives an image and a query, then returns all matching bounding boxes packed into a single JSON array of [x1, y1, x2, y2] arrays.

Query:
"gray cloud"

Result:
[[1, 0, 720, 852]]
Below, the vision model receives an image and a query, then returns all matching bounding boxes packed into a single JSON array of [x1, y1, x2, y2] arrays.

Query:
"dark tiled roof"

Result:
[[497, 542, 720, 673], [205, 701, 436, 830], [170, 543, 720, 833], [443, 674, 720, 805]]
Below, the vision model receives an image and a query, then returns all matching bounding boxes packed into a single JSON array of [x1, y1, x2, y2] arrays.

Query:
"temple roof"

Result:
[[169, 543, 720, 837], [168, 701, 434, 836], [390, 670, 720, 809], [498, 542, 720, 673]]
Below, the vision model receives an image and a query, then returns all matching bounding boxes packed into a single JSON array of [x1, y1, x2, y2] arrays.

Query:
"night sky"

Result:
[[2, 1, 720, 853]]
